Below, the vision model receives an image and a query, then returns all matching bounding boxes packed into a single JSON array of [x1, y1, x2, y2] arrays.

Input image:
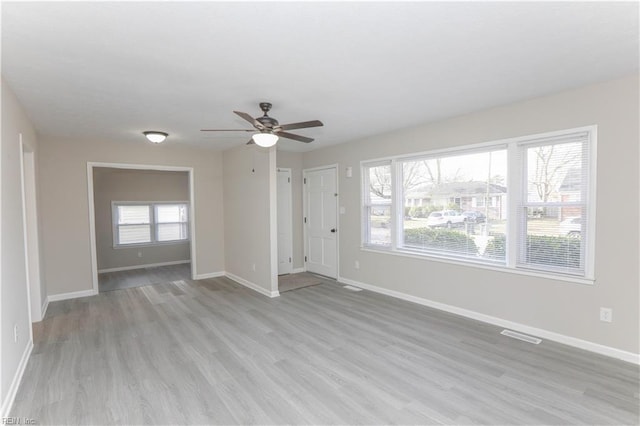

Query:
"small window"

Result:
[[113, 202, 189, 247], [156, 204, 189, 242], [363, 162, 392, 247]]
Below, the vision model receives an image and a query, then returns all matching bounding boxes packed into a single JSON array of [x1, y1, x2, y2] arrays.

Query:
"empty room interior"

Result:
[[1, 2, 639, 425]]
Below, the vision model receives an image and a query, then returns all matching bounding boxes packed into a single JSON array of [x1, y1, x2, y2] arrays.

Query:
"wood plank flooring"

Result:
[[98, 263, 191, 292], [11, 274, 639, 425]]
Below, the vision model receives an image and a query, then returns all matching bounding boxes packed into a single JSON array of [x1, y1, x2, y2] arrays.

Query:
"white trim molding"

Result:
[[0, 340, 33, 418], [337, 275, 640, 365], [98, 260, 190, 274], [47, 289, 98, 302], [41, 297, 50, 321], [225, 272, 280, 298], [193, 271, 226, 280]]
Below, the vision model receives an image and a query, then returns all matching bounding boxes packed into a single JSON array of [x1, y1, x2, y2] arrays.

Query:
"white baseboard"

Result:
[[41, 297, 50, 320], [225, 272, 280, 298], [47, 288, 98, 302], [0, 340, 34, 418], [291, 267, 305, 274], [193, 271, 225, 280], [337, 276, 640, 365], [98, 260, 190, 273]]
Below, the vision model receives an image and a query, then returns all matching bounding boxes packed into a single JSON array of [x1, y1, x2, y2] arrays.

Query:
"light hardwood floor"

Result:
[[98, 263, 191, 292], [11, 274, 639, 425]]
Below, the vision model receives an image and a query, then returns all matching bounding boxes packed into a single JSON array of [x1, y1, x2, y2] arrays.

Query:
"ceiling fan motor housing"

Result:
[[259, 102, 272, 112], [257, 116, 279, 128]]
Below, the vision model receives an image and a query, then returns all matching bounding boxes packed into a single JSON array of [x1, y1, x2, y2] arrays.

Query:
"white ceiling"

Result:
[[2, 2, 638, 152]]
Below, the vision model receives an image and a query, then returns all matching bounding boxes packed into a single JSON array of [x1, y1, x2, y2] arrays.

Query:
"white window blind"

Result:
[[398, 148, 507, 262], [155, 204, 189, 242], [518, 132, 590, 275], [117, 205, 151, 245]]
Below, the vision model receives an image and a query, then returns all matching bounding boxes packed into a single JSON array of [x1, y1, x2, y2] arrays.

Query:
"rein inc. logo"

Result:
[[2, 418, 36, 425]]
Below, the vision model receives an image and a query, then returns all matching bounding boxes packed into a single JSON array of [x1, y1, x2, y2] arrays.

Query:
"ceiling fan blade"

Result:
[[277, 120, 324, 131], [277, 131, 314, 143], [246, 139, 255, 145], [233, 111, 264, 130], [200, 129, 254, 132]]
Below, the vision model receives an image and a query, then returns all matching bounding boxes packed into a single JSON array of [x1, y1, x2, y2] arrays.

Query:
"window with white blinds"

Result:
[[113, 202, 189, 247], [517, 132, 590, 276], [398, 148, 508, 262], [362, 161, 393, 247], [361, 126, 596, 283]]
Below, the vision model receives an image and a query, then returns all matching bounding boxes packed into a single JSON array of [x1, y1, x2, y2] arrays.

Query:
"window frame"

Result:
[[360, 125, 597, 285], [112, 201, 190, 248], [515, 131, 593, 278], [362, 160, 394, 248]]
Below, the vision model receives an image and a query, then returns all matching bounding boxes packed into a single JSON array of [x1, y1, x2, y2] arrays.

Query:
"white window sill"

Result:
[[360, 246, 595, 286], [114, 240, 190, 249]]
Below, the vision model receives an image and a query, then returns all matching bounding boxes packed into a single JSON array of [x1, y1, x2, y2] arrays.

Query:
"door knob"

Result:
[[330, 228, 336, 233]]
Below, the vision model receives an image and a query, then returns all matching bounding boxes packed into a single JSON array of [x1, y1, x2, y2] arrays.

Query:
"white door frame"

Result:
[[302, 164, 339, 279], [87, 162, 196, 294], [277, 168, 293, 275], [18, 136, 36, 335]]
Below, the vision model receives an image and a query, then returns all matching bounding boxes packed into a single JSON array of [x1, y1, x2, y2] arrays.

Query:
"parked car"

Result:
[[427, 210, 465, 228], [462, 211, 486, 223], [559, 217, 582, 237]]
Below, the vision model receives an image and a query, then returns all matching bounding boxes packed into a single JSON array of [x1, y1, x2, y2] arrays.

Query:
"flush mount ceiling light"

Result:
[[143, 131, 168, 143], [251, 132, 279, 148]]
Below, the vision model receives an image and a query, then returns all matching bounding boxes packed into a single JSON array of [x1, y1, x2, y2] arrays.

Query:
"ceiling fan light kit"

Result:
[[143, 131, 168, 143], [201, 102, 323, 146], [252, 133, 279, 147]]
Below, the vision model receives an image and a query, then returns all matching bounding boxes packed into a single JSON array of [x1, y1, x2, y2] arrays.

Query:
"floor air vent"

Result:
[[342, 285, 363, 292], [500, 329, 542, 344]]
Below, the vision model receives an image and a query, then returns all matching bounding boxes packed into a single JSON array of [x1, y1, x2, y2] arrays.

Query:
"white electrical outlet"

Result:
[[354, 260, 360, 270], [600, 307, 613, 323], [252, 263, 256, 271], [13, 324, 18, 343], [137, 251, 143, 258]]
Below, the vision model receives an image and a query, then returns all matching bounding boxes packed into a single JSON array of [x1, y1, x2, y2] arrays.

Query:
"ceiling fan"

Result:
[[201, 102, 323, 147]]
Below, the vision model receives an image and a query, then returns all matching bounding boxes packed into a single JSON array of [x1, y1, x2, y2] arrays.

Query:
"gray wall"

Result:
[[93, 168, 190, 271], [276, 150, 304, 271], [1, 79, 39, 409], [302, 73, 639, 354], [223, 145, 277, 294], [38, 137, 225, 296]]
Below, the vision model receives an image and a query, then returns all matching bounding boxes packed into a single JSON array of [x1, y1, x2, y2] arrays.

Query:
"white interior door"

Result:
[[277, 169, 293, 275], [304, 167, 337, 278]]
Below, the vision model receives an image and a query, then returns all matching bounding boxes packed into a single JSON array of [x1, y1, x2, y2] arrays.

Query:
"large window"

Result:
[[362, 127, 595, 282], [113, 202, 189, 247], [399, 149, 508, 262]]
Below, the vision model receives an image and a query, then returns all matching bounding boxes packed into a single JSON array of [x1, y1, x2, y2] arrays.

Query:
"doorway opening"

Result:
[[87, 163, 196, 293], [20, 138, 43, 324]]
